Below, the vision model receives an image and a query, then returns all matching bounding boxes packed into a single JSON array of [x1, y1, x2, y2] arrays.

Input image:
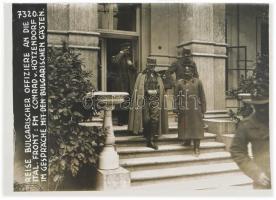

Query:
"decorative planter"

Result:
[[237, 93, 251, 101]]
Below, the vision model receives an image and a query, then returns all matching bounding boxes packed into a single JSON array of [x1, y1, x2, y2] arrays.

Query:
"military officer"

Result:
[[166, 48, 199, 80], [230, 55, 270, 189], [174, 61, 206, 156], [111, 42, 137, 125], [128, 58, 169, 150]]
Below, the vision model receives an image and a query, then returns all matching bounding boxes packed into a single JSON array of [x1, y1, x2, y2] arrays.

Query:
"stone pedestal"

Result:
[[99, 109, 119, 170], [96, 167, 130, 191], [92, 91, 131, 190]]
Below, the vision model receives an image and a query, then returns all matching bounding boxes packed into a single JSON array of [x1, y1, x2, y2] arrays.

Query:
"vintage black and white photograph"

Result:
[[8, 1, 272, 195]]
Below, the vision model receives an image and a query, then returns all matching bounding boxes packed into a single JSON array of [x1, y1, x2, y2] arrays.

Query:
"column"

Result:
[[178, 4, 227, 111]]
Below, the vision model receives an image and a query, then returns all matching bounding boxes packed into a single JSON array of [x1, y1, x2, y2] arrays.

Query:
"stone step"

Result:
[[203, 118, 236, 142], [204, 113, 230, 119], [116, 132, 216, 147], [131, 162, 241, 186], [114, 123, 209, 136], [205, 110, 229, 114], [130, 171, 252, 190], [117, 141, 226, 159], [120, 151, 233, 171]]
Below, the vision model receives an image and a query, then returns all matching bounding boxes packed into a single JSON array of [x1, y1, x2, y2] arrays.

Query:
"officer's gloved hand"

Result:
[[257, 172, 270, 187]]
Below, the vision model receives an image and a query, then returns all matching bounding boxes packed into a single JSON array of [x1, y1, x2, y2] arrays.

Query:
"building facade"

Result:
[[47, 3, 269, 112]]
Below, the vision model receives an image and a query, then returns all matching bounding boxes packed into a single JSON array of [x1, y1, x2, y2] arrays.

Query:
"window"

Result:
[[98, 3, 138, 32], [97, 3, 140, 91], [226, 46, 254, 91], [225, 4, 268, 93]]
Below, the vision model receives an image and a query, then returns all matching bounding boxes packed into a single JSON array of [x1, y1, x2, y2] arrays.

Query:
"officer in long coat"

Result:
[[230, 93, 270, 189], [174, 62, 206, 156], [128, 58, 169, 150], [111, 42, 137, 125]]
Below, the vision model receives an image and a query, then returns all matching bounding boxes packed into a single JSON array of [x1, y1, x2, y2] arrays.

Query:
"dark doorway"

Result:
[[106, 38, 133, 92], [104, 38, 137, 125]]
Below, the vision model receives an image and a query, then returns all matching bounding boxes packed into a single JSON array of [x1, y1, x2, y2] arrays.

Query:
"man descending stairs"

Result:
[[114, 123, 253, 190]]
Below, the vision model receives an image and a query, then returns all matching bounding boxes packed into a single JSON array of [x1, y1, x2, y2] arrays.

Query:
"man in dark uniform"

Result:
[[166, 48, 199, 80], [111, 42, 137, 125], [230, 56, 270, 189], [143, 58, 161, 150]]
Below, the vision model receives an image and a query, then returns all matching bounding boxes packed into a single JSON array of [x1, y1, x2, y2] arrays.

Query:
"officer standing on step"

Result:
[[128, 57, 169, 150], [174, 59, 206, 156], [166, 48, 199, 80]]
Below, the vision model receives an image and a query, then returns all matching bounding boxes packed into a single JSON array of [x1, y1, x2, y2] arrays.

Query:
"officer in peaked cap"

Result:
[[128, 57, 169, 150], [111, 41, 137, 125], [166, 48, 199, 83]]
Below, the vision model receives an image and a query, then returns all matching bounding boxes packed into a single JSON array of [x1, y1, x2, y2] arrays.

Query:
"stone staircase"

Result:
[[114, 123, 253, 190]]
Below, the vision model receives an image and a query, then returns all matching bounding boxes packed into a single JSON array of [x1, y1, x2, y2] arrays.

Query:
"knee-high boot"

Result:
[[193, 139, 200, 156], [147, 121, 159, 150]]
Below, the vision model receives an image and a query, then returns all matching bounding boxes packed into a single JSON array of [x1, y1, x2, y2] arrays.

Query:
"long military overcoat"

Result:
[[174, 78, 206, 140], [128, 73, 169, 135]]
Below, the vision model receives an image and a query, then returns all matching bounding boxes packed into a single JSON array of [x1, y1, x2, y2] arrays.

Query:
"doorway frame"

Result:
[[97, 5, 141, 91], [99, 36, 140, 92]]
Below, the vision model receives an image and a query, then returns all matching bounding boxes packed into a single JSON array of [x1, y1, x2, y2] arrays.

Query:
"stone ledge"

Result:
[[96, 167, 130, 191], [222, 134, 235, 152], [203, 118, 236, 142], [177, 40, 228, 47], [131, 162, 239, 182], [48, 29, 100, 36], [120, 151, 231, 168]]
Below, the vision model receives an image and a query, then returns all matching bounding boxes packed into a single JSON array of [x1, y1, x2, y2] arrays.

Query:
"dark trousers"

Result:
[[184, 139, 200, 147], [143, 97, 159, 142], [117, 109, 129, 125]]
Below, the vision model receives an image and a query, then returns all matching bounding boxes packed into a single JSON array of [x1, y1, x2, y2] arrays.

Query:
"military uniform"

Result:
[[111, 42, 137, 125], [167, 58, 199, 80], [143, 68, 161, 146], [174, 78, 206, 140], [128, 58, 169, 150], [230, 114, 271, 189], [173, 57, 205, 156], [166, 48, 199, 81]]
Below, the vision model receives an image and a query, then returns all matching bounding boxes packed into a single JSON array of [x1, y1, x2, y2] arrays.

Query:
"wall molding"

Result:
[[177, 40, 228, 48], [48, 44, 100, 51], [192, 52, 227, 59], [150, 54, 178, 59], [48, 30, 100, 37]]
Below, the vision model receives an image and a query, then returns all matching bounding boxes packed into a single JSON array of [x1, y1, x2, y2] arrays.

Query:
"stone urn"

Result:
[[92, 91, 129, 170], [238, 93, 252, 103]]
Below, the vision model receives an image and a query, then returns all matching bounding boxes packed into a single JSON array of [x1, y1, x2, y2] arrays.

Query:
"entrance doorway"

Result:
[[99, 38, 138, 91], [99, 38, 139, 125]]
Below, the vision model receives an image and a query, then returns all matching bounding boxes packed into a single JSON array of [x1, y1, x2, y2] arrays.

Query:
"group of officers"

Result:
[[110, 42, 270, 189]]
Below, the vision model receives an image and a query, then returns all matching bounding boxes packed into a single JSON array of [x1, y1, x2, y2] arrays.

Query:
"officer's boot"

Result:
[[145, 122, 153, 148], [183, 139, 191, 146], [193, 139, 200, 156], [147, 122, 158, 150]]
